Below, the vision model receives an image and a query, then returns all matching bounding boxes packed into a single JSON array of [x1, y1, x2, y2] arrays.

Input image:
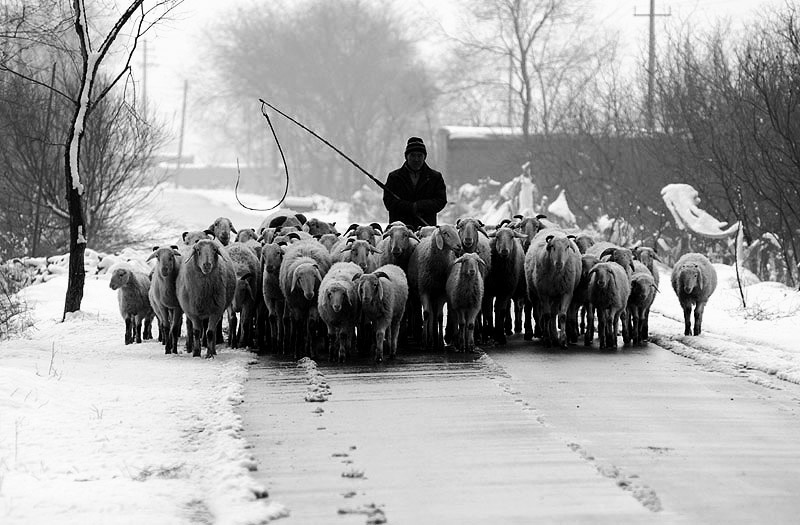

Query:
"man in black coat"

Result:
[[382, 137, 447, 230]]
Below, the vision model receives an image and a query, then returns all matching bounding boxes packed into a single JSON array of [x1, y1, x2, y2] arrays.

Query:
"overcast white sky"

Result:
[[131, 0, 779, 165]]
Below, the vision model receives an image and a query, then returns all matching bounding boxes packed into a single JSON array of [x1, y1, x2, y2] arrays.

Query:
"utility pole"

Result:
[[177, 79, 188, 170], [635, 0, 670, 131]]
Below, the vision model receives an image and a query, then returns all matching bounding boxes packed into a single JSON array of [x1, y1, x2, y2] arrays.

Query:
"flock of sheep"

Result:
[[107, 212, 719, 361]]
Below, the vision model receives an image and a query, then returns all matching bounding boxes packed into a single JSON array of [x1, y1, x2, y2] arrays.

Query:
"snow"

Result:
[[546, 189, 577, 226], [661, 183, 740, 238], [3, 185, 800, 523]]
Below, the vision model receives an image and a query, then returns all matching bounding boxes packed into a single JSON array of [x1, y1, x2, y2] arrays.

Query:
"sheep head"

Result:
[[147, 246, 181, 277], [325, 283, 351, 313], [678, 264, 703, 294], [207, 217, 237, 246], [192, 239, 222, 275], [261, 243, 283, 275], [235, 228, 259, 243], [491, 227, 519, 258], [109, 267, 132, 290], [600, 247, 636, 274], [383, 224, 418, 257], [545, 234, 577, 270], [434, 224, 462, 252], [633, 246, 660, 271], [183, 230, 210, 245], [291, 262, 322, 301], [454, 253, 484, 278], [356, 272, 386, 305], [456, 218, 488, 252]]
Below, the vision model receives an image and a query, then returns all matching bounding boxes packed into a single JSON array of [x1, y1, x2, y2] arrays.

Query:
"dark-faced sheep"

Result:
[[225, 243, 261, 349], [587, 261, 631, 349], [628, 268, 657, 344], [109, 265, 155, 345], [355, 264, 408, 362], [304, 218, 338, 236], [344, 223, 383, 246], [524, 228, 582, 347], [177, 239, 236, 358], [446, 253, 486, 352], [407, 224, 462, 352], [671, 253, 717, 336], [568, 253, 599, 344], [260, 242, 285, 354], [633, 246, 661, 289], [317, 261, 363, 362], [485, 226, 526, 345], [146, 246, 183, 354], [334, 238, 381, 273]]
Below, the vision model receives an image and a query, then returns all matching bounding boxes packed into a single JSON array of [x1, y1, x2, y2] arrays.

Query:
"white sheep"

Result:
[[317, 261, 363, 362], [456, 217, 492, 342], [225, 243, 261, 349], [446, 253, 485, 352], [176, 239, 236, 358], [343, 222, 383, 246], [109, 265, 155, 345], [407, 224, 462, 352], [303, 217, 338, 236], [510, 214, 548, 338], [628, 268, 657, 344], [485, 226, 526, 345], [524, 228, 582, 347], [376, 222, 419, 271], [333, 238, 381, 273], [279, 239, 332, 357], [146, 246, 183, 354], [355, 263, 408, 362], [671, 252, 717, 336], [586, 261, 631, 349]]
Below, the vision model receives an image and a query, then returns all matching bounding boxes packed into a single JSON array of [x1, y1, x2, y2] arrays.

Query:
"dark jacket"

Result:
[[383, 162, 447, 229]]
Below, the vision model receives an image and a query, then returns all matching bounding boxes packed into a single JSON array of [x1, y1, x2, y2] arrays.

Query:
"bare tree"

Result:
[[0, 0, 180, 318], [206, 0, 438, 198]]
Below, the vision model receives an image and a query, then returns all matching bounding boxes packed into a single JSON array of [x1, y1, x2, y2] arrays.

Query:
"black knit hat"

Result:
[[404, 136, 427, 156]]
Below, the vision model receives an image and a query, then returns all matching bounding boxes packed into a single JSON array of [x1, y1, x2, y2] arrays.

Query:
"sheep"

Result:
[[627, 268, 657, 345], [260, 242, 285, 354], [235, 228, 259, 243], [109, 265, 155, 345], [176, 239, 236, 358], [181, 230, 211, 248], [510, 213, 548, 338], [354, 264, 408, 362], [376, 222, 419, 271], [567, 253, 599, 344], [446, 253, 486, 352], [279, 239, 332, 357], [225, 243, 261, 349], [574, 233, 596, 254], [206, 217, 237, 246], [317, 261, 363, 362], [343, 222, 383, 246], [317, 233, 341, 252], [456, 217, 492, 342], [524, 228, 582, 347], [146, 246, 183, 354], [633, 245, 661, 289], [671, 253, 717, 336], [258, 213, 304, 238], [586, 261, 631, 349], [407, 224, 462, 352], [304, 217, 338, 236], [333, 238, 381, 273], [484, 226, 526, 345]]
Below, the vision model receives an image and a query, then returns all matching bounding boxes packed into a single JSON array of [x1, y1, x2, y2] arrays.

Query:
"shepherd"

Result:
[[383, 137, 448, 230]]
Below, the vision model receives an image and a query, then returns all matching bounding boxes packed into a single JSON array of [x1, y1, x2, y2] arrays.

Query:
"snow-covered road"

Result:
[[241, 328, 800, 524]]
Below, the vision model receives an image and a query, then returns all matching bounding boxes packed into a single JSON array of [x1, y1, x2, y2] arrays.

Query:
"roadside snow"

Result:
[[0, 272, 288, 524]]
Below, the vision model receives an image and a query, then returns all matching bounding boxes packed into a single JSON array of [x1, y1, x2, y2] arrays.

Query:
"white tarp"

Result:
[[661, 183, 740, 239]]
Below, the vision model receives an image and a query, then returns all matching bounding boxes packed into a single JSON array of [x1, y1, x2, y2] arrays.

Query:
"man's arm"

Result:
[[414, 174, 447, 215], [383, 173, 415, 216]]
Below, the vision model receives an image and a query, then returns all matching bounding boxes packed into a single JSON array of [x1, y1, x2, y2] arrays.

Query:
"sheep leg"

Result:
[[514, 297, 524, 334], [134, 316, 144, 344], [124, 317, 133, 345], [682, 303, 693, 336], [374, 326, 386, 363], [228, 311, 239, 348], [143, 315, 153, 341], [693, 301, 706, 335], [642, 307, 651, 341], [523, 298, 535, 341], [504, 299, 513, 336], [610, 311, 620, 349], [584, 304, 595, 346], [465, 311, 477, 352], [435, 297, 446, 352], [206, 313, 222, 358], [169, 309, 182, 354]]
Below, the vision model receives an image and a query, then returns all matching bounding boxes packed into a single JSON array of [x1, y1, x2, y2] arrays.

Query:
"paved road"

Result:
[[240, 319, 800, 524]]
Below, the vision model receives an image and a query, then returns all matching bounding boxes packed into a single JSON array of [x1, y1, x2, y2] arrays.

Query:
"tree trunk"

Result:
[[63, 106, 87, 320]]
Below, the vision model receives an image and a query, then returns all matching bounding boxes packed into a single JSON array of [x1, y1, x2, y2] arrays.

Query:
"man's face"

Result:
[[406, 151, 425, 171]]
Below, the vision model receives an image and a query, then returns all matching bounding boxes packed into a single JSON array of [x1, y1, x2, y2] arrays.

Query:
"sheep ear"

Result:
[[599, 247, 616, 259], [408, 231, 420, 242], [567, 235, 576, 240], [295, 213, 308, 224], [146, 251, 158, 262], [478, 225, 490, 238], [476, 257, 487, 267], [345, 223, 359, 235], [514, 232, 528, 240], [291, 265, 301, 292], [152, 246, 160, 252], [435, 231, 444, 250], [545, 235, 555, 244], [369, 246, 382, 254], [204, 229, 216, 238], [373, 271, 389, 280], [313, 266, 323, 283], [512, 214, 523, 220], [240, 272, 252, 282], [351, 273, 361, 282], [370, 222, 383, 233], [182, 232, 189, 243], [170, 244, 179, 250], [536, 214, 547, 219]]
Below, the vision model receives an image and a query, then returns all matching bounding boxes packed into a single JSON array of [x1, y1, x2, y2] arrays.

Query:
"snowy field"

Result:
[[1, 186, 800, 523]]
